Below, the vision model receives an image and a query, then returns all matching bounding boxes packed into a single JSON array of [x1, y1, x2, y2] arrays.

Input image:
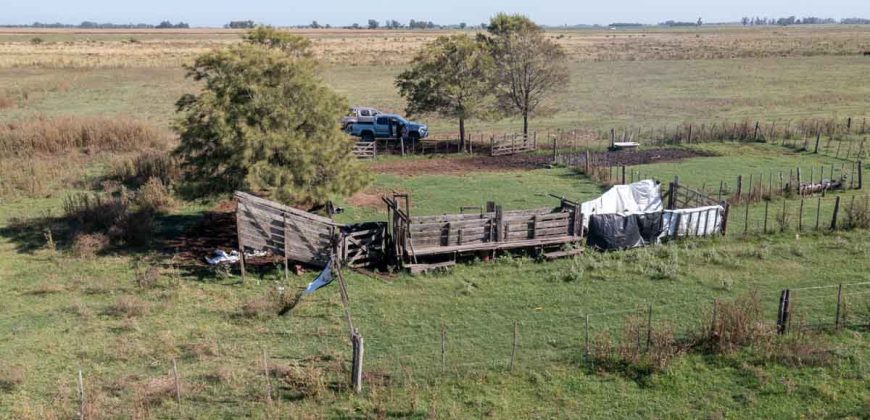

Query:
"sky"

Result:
[[2, 0, 868, 27]]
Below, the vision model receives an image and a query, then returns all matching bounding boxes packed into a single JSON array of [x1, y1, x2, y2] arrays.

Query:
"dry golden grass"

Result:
[[0, 26, 867, 68], [0, 115, 172, 156]]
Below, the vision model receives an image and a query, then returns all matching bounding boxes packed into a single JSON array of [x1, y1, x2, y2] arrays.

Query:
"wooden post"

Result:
[[798, 198, 804, 232], [747, 174, 753, 203], [262, 349, 273, 405], [815, 196, 822, 230], [814, 131, 821, 153], [77, 370, 85, 420], [763, 200, 769, 233], [584, 314, 590, 366], [687, 124, 693, 143], [351, 330, 364, 393], [777, 289, 791, 334], [509, 321, 519, 372], [440, 324, 447, 373], [796, 168, 802, 195], [282, 214, 289, 283], [736, 175, 743, 202], [835, 284, 843, 329], [621, 166, 626, 185], [753, 121, 759, 141], [744, 202, 750, 235], [236, 202, 246, 282], [711, 299, 718, 335], [858, 161, 863, 190], [552, 135, 557, 162], [645, 304, 653, 351], [171, 359, 181, 404], [831, 196, 841, 230], [610, 128, 615, 148]]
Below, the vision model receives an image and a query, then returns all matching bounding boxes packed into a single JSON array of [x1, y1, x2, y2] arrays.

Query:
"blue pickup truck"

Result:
[[346, 114, 428, 142]]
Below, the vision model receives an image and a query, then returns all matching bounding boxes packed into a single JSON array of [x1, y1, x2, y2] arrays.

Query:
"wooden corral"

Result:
[[234, 192, 386, 273], [384, 194, 584, 266]]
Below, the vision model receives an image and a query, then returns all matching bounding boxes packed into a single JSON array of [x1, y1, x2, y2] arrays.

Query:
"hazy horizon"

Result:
[[3, 0, 870, 27]]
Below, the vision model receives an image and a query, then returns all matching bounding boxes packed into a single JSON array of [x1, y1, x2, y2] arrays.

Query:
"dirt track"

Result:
[[370, 148, 711, 176]]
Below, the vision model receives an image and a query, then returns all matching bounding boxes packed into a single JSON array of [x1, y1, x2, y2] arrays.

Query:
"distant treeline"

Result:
[[740, 16, 870, 26], [2, 21, 189, 29]]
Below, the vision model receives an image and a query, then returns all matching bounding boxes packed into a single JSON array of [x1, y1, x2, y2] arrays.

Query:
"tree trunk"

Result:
[[523, 113, 529, 137], [459, 117, 466, 153]]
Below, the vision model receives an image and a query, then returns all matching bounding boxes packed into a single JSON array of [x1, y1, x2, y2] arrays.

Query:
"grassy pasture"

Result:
[[1, 26, 869, 418]]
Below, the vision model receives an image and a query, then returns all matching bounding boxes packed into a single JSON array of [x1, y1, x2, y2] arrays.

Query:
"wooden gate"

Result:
[[490, 133, 537, 156], [353, 141, 377, 159]]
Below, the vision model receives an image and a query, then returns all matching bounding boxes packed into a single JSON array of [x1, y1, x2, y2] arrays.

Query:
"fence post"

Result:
[[763, 200, 769, 233], [814, 131, 821, 153], [351, 330, 364, 393], [798, 198, 804, 232], [235, 202, 246, 283], [509, 321, 519, 372], [172, 359, 181, 405], [835, 284, 843, 329], [754, 121, 759, 141], [621, 166, 626, 185], [830, 196, 841, 230], [777, 289, 791, 335], [858, 161, 863, 190], [552, 135, 557, 162], [584, 314, 590, 367], [77, 370, 85, 420], [440, 324, 447, 373], [743, 202, 750, 235], [736, 175, 743, 202], [815, 196, 822, 230], [645, 304, 653, 351]]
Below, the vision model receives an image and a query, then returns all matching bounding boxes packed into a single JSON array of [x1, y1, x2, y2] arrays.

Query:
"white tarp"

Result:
[[660, 205, 725, 238], [580, 180, 663, 228]]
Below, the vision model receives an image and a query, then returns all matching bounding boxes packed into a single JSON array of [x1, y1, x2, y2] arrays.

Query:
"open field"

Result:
[[1, 26, 869, 418]]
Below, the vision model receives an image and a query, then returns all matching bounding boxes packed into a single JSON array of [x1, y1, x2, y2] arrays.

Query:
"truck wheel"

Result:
[[362, 132, 374, 142]]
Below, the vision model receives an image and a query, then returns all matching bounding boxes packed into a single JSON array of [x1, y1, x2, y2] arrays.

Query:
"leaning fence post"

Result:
[[351, 330, 364, 393], [763, 200, 769, 233], [509, 321, 519, 372], [835, 284, 843, 329], [858, 161, 863, 190]]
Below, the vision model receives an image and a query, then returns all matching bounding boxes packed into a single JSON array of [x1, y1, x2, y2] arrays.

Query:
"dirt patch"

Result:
[[370, 154, 550, 176], [370, 148, 711, 177], [346, 188, 396, 209], [581, 148, 715, 166]]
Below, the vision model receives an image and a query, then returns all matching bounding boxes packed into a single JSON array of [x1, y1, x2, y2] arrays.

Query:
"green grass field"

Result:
[[1, 27, 869, 418]]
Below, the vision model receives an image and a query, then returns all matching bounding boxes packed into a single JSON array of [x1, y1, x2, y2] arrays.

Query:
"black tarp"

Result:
[[586, 213, 664, 250]]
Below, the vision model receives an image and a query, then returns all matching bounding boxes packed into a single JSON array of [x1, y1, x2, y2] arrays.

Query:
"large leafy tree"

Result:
[[174, 27, 369, 207], [480, 14, 569, 136], [396, 34, 492, 151]]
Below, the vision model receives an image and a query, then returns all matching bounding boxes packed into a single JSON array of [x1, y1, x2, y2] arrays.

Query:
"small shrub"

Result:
[[63, 191, 157, 247], [30, 37, 44, 45], [694, 292, 770, 354], [844, 196, 870, 230], [271, 363, 326, 399], [110, 151, 181, 188], [71, 233, 110, 258], [134, 177, 176, 213], [105, 295, 150, 318], [134, 263, 161, 288]]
